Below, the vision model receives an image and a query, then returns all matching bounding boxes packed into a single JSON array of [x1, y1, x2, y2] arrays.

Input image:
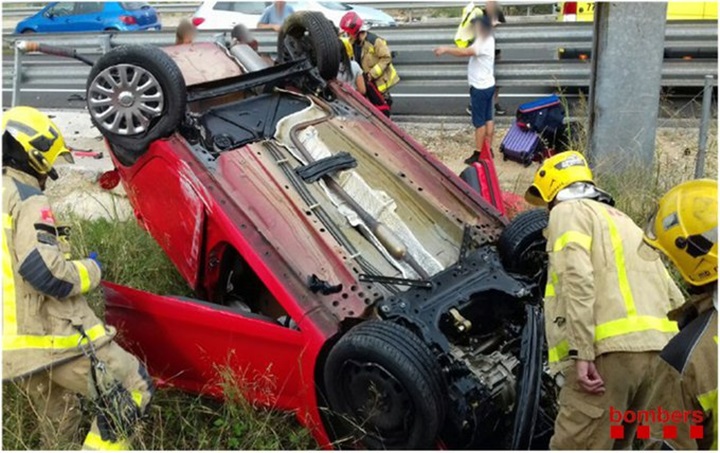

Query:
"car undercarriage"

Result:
[[70, 11, 561, 449]]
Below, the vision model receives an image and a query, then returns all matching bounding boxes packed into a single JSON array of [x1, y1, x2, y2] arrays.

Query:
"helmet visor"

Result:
[[60, 150, 74, 164], [644, 208, 659, 241], [637, 240, 661, 262]]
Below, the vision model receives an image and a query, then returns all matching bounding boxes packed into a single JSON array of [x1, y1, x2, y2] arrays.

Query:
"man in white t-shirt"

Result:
[[434, 11, 496, 154]]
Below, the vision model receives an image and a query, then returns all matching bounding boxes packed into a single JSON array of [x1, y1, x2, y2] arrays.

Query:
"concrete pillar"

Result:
[[587, 2, 668, 172]]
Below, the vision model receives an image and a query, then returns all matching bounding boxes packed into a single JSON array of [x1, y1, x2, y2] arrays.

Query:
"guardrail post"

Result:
[[587, 2, 667, 173], [11, 42, 23, 107], [694, 75, 714, 178], [99, 34, 111, 54]]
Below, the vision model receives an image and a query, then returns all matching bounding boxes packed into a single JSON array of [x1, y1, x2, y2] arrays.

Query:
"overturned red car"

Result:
[[85, 12, 555, 449]]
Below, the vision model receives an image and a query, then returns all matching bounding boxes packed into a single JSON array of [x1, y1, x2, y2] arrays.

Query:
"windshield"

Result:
[[121, 2, 150, 10], [319, 2, 352, 11]]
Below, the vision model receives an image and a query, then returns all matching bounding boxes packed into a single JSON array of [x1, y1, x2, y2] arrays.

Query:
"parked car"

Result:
[[14, 2, 161, 34], [83, 11, 555, 449], [191, 1, 395, 30]]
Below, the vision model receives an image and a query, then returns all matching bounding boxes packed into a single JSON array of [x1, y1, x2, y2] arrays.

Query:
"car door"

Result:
[[38, 2, 75, 32], [103, 282, 309, 408], [68, 1, 105, 31]]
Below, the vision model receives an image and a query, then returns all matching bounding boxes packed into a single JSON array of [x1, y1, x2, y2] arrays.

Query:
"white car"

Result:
[[191, 1, 396, 30]]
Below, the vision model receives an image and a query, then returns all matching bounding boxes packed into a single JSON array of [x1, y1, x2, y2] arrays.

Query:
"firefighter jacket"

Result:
[[543, 198, 685, 373], [648, 292, 717, 450], [2, 167, 113, 380], [352, 32, 400, 93]]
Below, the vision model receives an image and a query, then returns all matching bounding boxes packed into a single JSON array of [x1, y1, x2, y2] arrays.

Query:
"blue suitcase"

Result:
[[500, 123, 544, 167]]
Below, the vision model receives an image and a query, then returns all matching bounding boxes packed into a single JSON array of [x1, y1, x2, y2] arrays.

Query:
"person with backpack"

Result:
[[435, 9, 496, 154], [456, 2, 506, 116], [340, 11, 399, 116]]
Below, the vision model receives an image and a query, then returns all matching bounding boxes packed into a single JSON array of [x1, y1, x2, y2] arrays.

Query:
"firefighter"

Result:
[[641, 179, 717, 450], [2, 106, 153, 450], [524, 151, 685, 449], [339, 11, 399, 112]]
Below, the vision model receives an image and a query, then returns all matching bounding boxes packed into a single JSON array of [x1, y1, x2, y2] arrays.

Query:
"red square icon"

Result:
[[663, 425, 678, 439], [636, 425, 650, 439], [690, 425, 704, 439], [610, 425, 625, 439]]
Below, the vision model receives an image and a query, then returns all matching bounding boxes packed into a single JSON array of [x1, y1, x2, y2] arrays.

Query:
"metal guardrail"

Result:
[[3, 21, 717, 106]]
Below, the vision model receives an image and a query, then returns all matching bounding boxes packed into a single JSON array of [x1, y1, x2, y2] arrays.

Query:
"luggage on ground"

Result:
[[516, 94, 565, 137], [499, 123, 545, 167]]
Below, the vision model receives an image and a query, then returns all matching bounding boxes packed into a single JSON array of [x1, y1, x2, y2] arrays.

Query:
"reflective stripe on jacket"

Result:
[[354, 32, 400, 93], [2, 167, 112, 380], [647, 295, 717, 450], [543, 198, 685, 373], [455, 2, 481, 47]]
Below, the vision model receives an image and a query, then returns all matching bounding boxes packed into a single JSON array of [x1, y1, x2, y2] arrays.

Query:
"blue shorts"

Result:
[[470, 85, 495, 128]]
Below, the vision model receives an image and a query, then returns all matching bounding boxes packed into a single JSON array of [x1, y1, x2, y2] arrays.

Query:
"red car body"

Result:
[[85, 23, 552, 446], [100, 43, 512, 447]]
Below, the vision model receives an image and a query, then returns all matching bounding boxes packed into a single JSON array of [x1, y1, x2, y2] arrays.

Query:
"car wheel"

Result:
[[277, 11, 340, 80], [498, 208, 549, 277], [323, 320, 445, 449], [21, 29, 35, 34], [86, 45, 186, 166]]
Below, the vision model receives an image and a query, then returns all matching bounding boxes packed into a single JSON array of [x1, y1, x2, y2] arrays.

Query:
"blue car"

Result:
[[14, 2, 162, 34]]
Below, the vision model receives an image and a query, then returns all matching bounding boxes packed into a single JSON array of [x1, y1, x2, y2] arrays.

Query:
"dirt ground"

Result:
[[401, 123, 718, 193]]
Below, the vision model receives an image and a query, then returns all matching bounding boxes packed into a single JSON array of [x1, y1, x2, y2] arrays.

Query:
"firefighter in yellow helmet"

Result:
[[2, 106, 153, 450], [640, 179, 718, 450], [525, 151, 684, 449]]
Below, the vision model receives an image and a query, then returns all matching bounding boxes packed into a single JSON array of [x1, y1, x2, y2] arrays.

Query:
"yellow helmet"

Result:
[[2, 106, 72, 177], [340, 37, 354, 60], [643, 179, 718, 286], [524, 151, 594, 206]]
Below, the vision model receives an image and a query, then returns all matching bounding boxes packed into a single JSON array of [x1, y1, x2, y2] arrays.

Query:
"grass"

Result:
[[2, 215, 316, 450]]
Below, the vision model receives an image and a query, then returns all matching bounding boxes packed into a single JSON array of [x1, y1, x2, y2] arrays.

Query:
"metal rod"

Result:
[[695, 75, 714, 178], [11, 43, 22, 107]]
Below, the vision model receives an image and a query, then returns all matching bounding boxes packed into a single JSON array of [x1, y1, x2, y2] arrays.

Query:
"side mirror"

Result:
[[46, 12, 55, 19]]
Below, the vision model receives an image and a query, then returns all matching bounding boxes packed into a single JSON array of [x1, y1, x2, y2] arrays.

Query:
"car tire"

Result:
[[86, 45, 186, 166], [498, 208, 549, 276], [323, 320, 445, 449], [20, 29, 35, 34], [277, 11, 340, 80]]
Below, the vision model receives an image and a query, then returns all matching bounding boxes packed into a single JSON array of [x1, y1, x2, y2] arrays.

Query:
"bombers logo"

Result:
[[609, 406, 705, 440]]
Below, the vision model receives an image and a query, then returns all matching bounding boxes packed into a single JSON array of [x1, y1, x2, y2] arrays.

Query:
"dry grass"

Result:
[[2, 216, 315, 451]]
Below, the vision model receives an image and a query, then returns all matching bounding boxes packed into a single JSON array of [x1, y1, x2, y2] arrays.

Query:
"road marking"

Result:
[[393, 93, 580, 98], [2, 88, 84, 93]]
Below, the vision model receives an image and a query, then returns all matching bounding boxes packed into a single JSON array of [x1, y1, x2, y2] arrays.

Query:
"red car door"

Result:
[[103, 282, 310, 409], [120, 144, 206, 289]]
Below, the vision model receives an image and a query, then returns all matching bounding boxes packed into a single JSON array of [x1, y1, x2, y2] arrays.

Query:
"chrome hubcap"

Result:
[[88, 63, 164, 136]]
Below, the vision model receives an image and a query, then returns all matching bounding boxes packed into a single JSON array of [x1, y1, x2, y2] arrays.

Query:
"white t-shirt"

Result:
[[468, 34, 495, 90], [338, 60, 363, 91]]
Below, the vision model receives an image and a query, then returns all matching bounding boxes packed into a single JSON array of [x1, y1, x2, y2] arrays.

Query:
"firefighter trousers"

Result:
[[21, 341, 153, 450], [550, 351, 659, 450]]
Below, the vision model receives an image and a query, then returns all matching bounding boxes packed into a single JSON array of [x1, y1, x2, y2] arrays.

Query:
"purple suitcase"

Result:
[[500, 123, 544, 167]]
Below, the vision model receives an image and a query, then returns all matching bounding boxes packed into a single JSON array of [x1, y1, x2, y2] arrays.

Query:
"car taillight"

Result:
[[120, 15, 137, 25], [192, 17, 205, 26], [562, 2, 578, 15]]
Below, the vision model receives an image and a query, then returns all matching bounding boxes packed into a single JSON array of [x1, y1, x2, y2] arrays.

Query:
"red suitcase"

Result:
[[459, 143, 506, 215]]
